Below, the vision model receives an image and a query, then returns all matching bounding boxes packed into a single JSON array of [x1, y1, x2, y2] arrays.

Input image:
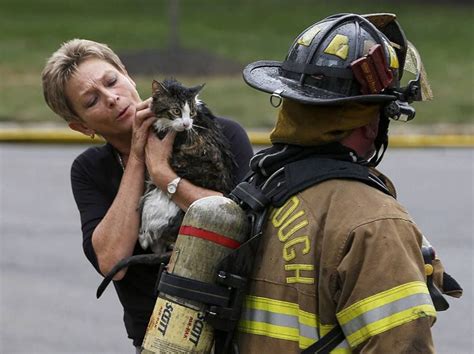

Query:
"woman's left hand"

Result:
[[145, 130, 177, 190]]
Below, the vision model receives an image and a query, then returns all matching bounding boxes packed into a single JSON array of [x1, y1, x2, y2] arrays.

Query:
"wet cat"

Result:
[[138, 79, 236, 254]]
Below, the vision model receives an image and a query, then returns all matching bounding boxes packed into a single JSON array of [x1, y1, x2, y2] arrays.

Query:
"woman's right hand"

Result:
[[129, 97, 156, 163]]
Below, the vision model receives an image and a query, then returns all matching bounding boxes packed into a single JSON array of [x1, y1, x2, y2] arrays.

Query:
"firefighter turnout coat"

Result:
[[237, 172, 436, 353]]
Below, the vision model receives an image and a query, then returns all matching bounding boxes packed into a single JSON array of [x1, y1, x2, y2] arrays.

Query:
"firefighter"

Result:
[[235, 13, 462, 353]]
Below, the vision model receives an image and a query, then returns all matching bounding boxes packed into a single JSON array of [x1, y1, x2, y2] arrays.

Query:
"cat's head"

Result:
[[150, 79, 204, 133]]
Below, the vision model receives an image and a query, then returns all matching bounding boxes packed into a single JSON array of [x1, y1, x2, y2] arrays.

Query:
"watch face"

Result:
[[168, 185, 177, 194]]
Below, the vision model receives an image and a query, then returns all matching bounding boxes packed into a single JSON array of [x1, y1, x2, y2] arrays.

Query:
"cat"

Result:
[[138, 79, 236, 254]]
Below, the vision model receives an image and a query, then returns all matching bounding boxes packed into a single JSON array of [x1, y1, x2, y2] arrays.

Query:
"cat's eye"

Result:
[[171, 108, 181, 116]]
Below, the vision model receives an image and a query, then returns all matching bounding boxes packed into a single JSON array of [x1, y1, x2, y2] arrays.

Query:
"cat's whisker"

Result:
[[183, 131, 192, 144], [188, 129, 198, 144], [191, 124, 208, 131]]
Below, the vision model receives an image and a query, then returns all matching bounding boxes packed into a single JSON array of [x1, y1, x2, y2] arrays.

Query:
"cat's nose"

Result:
[[183, 118, 192, 129]]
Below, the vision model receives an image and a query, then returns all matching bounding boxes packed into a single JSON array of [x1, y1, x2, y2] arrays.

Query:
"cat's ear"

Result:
[[190, 83, 205, 96], [152, 80, 169, 95]]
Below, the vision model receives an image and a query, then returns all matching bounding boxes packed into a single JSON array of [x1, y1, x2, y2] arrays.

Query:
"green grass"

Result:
[[1, 0, 472, 128]]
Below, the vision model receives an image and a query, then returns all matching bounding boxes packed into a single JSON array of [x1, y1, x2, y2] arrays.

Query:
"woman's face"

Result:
[[65, 58, 141, 139]]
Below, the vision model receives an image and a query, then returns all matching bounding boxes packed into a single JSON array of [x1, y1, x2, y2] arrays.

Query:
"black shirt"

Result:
[[70, 117, 253, 346]]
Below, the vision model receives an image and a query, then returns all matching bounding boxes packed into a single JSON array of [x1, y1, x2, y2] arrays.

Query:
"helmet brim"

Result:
[[243, 60, 397, 105]]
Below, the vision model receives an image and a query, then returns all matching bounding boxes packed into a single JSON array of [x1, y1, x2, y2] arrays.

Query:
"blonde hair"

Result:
[[41, 39, 127, 122]]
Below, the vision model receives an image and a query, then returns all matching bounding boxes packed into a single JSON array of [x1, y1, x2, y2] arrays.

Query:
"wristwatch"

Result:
[[166, 177, 182, 199]]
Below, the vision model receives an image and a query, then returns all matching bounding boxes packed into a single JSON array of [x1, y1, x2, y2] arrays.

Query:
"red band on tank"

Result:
[[179, 225, 241, 249]]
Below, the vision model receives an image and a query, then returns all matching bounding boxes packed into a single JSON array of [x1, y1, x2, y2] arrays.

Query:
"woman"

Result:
[[41, 39, 253, 351]]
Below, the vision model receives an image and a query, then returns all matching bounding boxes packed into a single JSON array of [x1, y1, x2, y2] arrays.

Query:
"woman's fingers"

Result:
[[129, 98, 155, 161], [146, 130, 176, 160], [136, 97, 152, 112], [134, 98, 154, 126]]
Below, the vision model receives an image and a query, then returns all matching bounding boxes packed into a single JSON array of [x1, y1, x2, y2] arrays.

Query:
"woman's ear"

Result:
[[68, 121, 95, 137]]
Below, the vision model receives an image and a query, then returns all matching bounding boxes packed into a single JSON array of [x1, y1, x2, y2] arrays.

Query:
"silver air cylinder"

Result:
[[141, 196, 248, 353]]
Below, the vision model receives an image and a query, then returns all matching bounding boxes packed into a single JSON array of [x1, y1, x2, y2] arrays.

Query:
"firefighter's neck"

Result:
[[340, 117, 379, 161]]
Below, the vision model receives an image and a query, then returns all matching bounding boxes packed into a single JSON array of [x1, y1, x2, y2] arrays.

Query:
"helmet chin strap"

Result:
[[368, 116, 390, 167]]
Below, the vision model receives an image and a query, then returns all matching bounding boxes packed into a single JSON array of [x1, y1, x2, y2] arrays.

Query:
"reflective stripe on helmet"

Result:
[[238, 295, 350, 351], [336, 281, 436, 348], [324, 34, 350, 60]]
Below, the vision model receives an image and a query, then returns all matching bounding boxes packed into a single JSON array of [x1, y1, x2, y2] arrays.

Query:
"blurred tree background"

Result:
[[0, 0, 472, 130]]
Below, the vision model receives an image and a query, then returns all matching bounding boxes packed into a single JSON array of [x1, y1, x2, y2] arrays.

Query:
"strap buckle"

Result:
[[270, 89, 283, 107]]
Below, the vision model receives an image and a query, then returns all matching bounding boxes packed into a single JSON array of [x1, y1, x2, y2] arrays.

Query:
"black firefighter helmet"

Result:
[[243, 13, 432, 121]]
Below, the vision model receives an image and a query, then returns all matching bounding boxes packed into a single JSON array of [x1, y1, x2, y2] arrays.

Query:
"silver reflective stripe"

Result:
[[336, 338, 351, 350], [241, 307, 319, 341], [341, 292, 433, 336]]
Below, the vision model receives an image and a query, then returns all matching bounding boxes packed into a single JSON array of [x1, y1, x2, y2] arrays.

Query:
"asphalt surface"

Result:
[[1, 144, 472, 354]]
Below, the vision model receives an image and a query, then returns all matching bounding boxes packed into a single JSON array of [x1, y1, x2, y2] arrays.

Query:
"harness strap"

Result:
[[259, 157, 392, 208], [158, 271, 231, 307], [301, 325, 346, 354], [231, 181, 269, 211]]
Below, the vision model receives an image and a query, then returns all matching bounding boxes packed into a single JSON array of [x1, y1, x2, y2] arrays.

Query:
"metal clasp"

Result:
[[270, 89, 283, 108]]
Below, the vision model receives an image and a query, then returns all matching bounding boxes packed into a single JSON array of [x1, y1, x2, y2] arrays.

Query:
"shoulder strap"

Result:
[[230, 156, 392, 228], [262, 157, 392, 207], [300, 325, 346, 354]]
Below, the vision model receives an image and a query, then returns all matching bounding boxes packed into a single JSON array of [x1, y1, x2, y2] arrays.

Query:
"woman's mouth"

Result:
[[117, 105, 130, 120]]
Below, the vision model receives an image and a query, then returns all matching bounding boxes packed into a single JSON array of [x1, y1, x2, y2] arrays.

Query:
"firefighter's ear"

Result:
[[363, 117, 379, 140]]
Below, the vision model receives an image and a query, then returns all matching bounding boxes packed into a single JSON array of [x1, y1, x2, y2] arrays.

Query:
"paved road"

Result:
[[1, 144, 472, 353]]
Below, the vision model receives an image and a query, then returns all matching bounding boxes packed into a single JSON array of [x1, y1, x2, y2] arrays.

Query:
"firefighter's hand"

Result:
[[432, 259, 463, 298]]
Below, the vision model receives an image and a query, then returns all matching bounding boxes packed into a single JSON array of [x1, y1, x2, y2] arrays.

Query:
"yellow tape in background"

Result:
[[247, 131, 474, 148], [0, 128, 473, 147]]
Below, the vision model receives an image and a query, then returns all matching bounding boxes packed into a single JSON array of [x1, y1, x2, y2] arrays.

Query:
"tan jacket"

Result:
[[237, 172, 436, 353]]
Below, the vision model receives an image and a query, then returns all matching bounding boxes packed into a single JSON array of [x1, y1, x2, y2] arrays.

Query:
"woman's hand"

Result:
[[145, 130, 177, 190], [129, 98, 156, 163]]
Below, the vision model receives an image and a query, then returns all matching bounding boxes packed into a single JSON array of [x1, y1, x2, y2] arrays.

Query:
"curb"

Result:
[[0, 129, 473, 148], [247, 132, 474, 148]]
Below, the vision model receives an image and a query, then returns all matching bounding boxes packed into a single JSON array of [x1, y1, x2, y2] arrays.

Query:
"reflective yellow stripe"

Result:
[[336, 281, 436, 348], [324, 34, 350, 60], [239, 295, 321, 349], [346, 304, 436, 347], [239, 296, 352, 351], [244, 295, 319, 327], [332, 349, 351, 354], [297, 25, 321, 46], [337, 281, 429, 324], [385, 42, 399, 69], [239, 320, 299, 341]]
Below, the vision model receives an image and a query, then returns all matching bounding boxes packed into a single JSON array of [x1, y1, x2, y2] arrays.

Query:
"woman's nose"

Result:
[[106, 92, 119, 107]]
